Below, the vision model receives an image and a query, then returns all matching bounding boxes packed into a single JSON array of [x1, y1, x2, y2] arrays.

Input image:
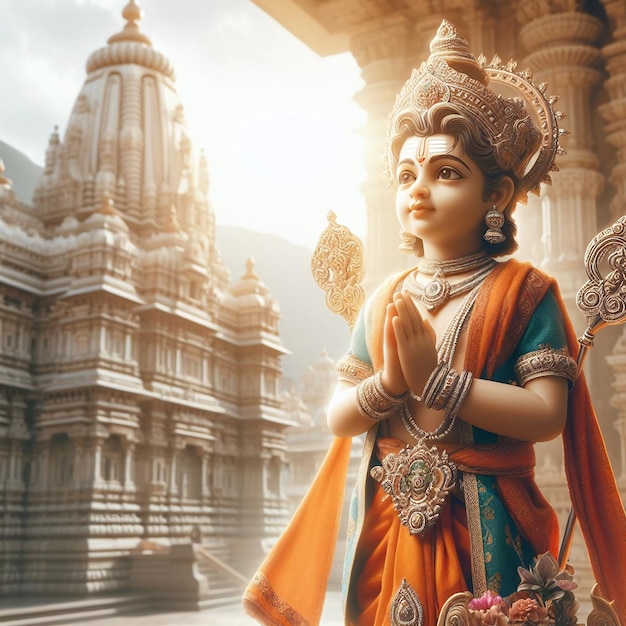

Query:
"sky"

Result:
[[0, 0, 367, 250]]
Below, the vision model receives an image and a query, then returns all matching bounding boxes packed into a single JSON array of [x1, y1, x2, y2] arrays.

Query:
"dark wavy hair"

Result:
[[386, 102, 523, 257]]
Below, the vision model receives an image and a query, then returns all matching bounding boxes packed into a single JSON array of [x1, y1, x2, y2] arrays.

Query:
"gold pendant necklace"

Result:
[[404, 260, 495, 312]]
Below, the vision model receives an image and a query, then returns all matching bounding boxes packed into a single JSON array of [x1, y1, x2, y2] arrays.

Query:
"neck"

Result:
[[417, 250, 493, 277], [421, 244, 487, 263]]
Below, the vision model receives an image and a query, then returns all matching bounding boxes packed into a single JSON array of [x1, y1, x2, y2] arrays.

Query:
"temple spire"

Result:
[[108, 0, 152, 47]]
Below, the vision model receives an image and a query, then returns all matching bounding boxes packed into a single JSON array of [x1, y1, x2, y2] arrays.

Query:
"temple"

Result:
[[0, 0, 293, 603]]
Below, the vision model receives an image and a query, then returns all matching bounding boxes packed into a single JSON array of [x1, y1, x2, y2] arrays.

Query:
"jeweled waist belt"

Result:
[[371, 437, 535, 535]]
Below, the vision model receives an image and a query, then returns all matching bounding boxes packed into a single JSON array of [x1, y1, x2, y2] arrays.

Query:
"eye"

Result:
[[438, 166, 462, 180], [397, 169, 416, 185]]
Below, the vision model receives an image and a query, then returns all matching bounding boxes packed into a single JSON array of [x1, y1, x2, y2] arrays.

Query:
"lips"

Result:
[[409, 203, 431, 213]]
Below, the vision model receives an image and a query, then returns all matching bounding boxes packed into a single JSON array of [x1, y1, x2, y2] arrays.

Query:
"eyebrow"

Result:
[[430, 154, 473, 173], [397, 153, 473, 173]]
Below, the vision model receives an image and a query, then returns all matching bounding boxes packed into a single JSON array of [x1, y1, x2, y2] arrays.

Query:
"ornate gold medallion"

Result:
[[370, 440, 457, 535], [390, 578, 423, 626]]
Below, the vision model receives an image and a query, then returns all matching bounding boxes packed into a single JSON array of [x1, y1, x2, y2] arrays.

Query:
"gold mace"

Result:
[[558, 215, 626, 567], [311, 211, 626, 570]]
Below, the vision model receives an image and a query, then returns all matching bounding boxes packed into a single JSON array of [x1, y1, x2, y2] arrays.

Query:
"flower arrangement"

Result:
[[467, 553, 579, 626]]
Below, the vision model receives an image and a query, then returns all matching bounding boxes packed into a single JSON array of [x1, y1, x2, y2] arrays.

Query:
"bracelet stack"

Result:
[[421, 362, 473, 421], [356, 371, 409, 421], [400, 363, 473, 442]]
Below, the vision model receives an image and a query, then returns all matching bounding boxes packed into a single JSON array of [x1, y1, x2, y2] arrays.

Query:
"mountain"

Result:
[[0, 141, 351, 385], [0, 141, 43, 203]]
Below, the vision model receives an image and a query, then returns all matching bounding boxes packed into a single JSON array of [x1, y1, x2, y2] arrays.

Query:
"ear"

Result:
[[489, 176, 515, 212]]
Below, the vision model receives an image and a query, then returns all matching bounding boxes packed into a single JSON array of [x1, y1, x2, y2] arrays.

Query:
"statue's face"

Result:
[[394, 133, 489, 259]]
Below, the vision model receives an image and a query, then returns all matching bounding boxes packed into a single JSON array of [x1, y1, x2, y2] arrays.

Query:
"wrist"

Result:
[[380, 371, 408, 398], [356, 371, 409, 421]]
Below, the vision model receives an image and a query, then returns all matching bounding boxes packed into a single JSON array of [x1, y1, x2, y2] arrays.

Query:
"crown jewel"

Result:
[[388, 20, 566, 201]]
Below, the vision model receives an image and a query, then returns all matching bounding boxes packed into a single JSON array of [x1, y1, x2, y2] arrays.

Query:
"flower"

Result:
[[509, 598, 551, 624], [517, 552, 578, 603], [468, 591, 508, 626], [468, 605, 509, 626], [468, 590, 505, 610]]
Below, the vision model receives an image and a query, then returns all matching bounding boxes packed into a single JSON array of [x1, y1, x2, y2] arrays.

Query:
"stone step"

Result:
[[0, 594, 153, 626], [196, 552, 247, 607]]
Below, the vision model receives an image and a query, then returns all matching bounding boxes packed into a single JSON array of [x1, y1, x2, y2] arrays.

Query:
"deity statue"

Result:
[[243, 20, 626, 626]]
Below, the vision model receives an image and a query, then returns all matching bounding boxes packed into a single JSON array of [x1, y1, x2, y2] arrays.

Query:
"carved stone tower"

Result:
[[0, 1, 291, 595]]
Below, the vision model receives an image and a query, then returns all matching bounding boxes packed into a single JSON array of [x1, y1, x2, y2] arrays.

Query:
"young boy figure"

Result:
[[244, 20, 626, 626]]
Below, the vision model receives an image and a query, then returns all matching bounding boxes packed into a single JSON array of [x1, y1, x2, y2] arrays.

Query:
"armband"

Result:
[[514, 347, 577, 388], [335, 353, 373, 384]]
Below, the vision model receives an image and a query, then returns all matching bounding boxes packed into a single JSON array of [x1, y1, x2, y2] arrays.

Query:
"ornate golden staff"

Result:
[[558, 214, 626, 568]]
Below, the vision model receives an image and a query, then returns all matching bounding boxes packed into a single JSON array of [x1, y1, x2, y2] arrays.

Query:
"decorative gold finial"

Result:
[[311, 211, 365, 331], [108, 0, 152, 46], [244, 257, 259, 279]]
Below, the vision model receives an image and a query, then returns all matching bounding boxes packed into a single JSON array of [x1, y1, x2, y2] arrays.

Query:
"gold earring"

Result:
[[484, 205, 505, 244], [399, 229, 419, 254]]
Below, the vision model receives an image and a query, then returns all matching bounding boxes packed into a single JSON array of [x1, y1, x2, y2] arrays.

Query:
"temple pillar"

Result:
[[91, 437, 104, 486], [168, 445, 178, 496], [38, 442, 50, 491], [349, 15, 431, 291], [73, 439, 84, 490], [517, 8, 604, 317], [200, 447, 211, 498], [599, 0, 626, 221], [123, 438, 135, 492]]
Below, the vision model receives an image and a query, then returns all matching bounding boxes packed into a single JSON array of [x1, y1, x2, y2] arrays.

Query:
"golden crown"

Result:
[[388, 20, 567, 201]]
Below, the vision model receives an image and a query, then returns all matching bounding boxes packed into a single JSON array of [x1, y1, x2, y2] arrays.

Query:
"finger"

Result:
[[385, 302, 397, 332], [386, 301, 398, 318], [402, 292, 427, 325], [392, 298, 415, 339], [395, 292, 424, 336], [384, 304, 400, 354], [391, 313, 408, 345]]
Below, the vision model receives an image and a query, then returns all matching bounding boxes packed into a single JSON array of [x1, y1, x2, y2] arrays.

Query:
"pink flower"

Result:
[[468, 590, 505, 611], [468, 591, 508, 626]]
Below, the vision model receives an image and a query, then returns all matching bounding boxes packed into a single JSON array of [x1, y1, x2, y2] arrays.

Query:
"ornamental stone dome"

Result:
[[229, 257, 280, 313], [33, 0, 210, 242]]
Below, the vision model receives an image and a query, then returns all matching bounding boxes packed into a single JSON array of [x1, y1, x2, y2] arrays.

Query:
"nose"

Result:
[[409, 175, 429, 202]]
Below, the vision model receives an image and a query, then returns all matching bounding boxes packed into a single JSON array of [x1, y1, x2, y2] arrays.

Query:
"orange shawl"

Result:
[[243, 259, 626, 624]]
